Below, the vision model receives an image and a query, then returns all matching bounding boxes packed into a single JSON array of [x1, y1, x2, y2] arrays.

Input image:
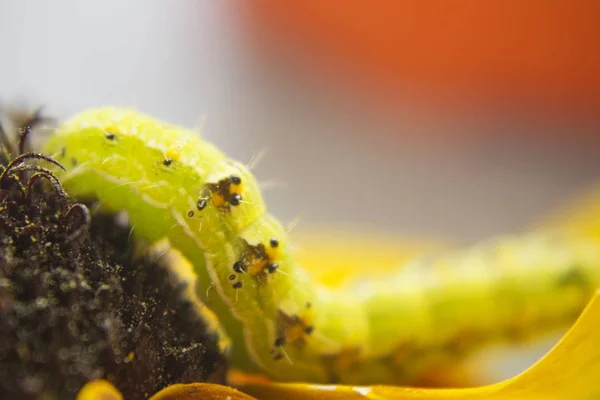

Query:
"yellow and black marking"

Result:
[[197, 174, 244, 212], [271, 303, 315, 361], [230, 237, 281, 288], [162, 147, 181, 167], [103, 124, 120, 142]]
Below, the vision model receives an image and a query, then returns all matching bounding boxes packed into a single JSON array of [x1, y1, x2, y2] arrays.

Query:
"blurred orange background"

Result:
[[246, 1, 600, 118]]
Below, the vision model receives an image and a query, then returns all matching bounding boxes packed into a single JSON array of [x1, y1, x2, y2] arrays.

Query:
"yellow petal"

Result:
[[240, 289, 600, 399], [533, 183, 600, 242], [149, 383, 257, 400], [293, 229, 446, 287], [76, 380, 123, 400]]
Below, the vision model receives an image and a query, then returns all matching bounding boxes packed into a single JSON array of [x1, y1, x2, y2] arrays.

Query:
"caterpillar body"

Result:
[[43, 108, 600, 385]]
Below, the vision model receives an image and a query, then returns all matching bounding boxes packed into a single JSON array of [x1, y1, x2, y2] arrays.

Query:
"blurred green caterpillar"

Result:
[[43, 108, 600, 384]]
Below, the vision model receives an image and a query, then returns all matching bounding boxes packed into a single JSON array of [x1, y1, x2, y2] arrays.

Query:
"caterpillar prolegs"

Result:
[[43, 108, 600, 384]]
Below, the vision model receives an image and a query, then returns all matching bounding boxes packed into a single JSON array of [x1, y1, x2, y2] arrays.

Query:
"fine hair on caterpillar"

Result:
[[43, 107, 600, 385]]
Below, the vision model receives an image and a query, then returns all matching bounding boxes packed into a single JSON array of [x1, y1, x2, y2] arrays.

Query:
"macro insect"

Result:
[[41, 107, 600, 385]]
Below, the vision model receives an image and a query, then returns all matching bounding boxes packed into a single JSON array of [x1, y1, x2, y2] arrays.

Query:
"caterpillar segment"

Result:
[[43, 107, 600, 385]]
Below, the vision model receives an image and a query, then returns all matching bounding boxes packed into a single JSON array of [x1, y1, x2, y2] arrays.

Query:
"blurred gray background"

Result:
[[1, 0, 598, 383]]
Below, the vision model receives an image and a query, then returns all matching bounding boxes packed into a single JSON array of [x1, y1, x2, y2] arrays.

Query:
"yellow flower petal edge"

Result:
[[76, 380, 123, 400], [148, 382, 257, 400], [240, 289, 600, 399]]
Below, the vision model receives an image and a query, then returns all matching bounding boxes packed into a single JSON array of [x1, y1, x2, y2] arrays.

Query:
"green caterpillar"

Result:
[[43, 107, 600, 385]]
